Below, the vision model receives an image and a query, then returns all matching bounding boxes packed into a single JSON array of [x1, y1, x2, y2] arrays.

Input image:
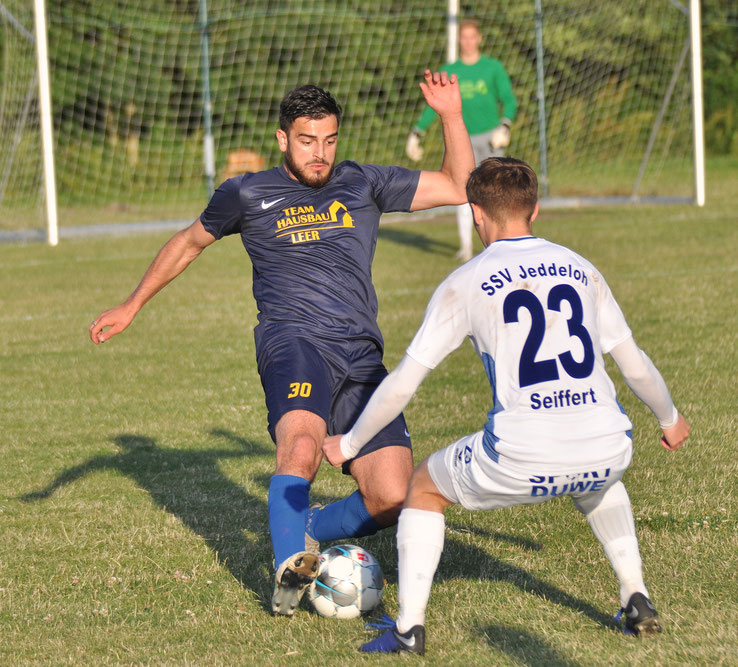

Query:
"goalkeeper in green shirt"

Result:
[[406, 19, 517, 261]]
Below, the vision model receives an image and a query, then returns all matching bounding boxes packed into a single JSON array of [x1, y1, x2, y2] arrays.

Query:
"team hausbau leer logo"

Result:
[[273, 201, 354, 244]]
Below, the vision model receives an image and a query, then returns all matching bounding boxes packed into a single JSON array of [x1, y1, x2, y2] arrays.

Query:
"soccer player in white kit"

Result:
[[323, 158, 690, 654]]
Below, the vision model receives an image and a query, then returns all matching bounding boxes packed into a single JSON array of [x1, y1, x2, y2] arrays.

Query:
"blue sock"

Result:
[[306, 490, 381, 542], [268, 474, 310, 568]]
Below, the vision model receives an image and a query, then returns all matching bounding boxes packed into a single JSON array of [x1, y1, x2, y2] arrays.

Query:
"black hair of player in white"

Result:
[[279, 85, 343, 131]]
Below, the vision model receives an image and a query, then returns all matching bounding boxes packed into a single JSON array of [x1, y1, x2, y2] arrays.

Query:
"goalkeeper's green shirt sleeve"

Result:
[[493, 59, 518, 122]]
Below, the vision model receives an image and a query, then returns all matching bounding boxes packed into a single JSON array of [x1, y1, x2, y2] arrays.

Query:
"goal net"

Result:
[[1, 1, 45, 236], [1, 0, 697, 239]]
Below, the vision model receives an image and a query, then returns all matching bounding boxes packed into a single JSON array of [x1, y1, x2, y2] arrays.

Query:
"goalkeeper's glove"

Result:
[[405, 130, 424, 162], [489, 119, 512, 151]]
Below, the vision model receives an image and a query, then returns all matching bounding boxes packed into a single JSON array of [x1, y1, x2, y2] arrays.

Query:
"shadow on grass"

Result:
[[476, 624, 584, 667], [437, 539, 616, 630], [354, 523, 616, 662], [446, 522, 543, 551], [21, 429, 276, 610], [378, 226, 456, 254], [19, 431, 618, 637], [358, 524, 616, 635]]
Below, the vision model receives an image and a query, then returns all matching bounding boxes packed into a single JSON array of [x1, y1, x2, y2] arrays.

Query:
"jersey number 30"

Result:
[[503, 284, 595, 387], [287, 382, 312, 398]]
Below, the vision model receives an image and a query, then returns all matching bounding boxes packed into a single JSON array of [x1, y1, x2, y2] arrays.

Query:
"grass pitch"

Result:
[[1, 158, 736, 664]]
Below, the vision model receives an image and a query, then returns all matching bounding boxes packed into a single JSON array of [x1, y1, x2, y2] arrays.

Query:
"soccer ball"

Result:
[[307, 544, 384, 619]]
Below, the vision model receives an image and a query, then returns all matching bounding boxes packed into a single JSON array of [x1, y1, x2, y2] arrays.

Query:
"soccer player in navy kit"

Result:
[[89, 71, 475, 616], [323, 158, 690, 653]]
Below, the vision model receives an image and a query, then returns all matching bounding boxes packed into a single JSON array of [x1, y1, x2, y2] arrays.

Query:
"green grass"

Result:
[[1, 157, 736, 664]]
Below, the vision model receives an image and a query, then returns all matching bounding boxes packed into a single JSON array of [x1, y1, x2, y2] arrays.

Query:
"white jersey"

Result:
[[406, 236, 634, 472]]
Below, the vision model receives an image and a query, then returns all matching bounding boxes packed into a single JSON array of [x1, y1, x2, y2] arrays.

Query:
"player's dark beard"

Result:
[[283, 150, 334, 188]]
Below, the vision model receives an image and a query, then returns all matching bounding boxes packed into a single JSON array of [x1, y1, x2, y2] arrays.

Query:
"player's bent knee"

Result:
[[362, 476, 408, 508], [404, 459, 451, 512], [368, 500, 404, 528], [275, 433, 323, 478], [360, 483, 408, 527], [349, 445, 413, 523], [572, 480, 629, 515], [372, 488, 408, 514]]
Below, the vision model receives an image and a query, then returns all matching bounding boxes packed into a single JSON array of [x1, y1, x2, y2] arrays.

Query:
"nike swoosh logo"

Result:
[[627, 607, 641, 618], [404, 429, 411, 438], [394, 631, 415, 648], [261, 197, 285, 210]]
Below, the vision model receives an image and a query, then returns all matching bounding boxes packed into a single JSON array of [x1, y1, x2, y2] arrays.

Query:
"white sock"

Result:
[[395, 508, 445, 633], [456, 205, 473, 256], [574, 481, 648, 607]]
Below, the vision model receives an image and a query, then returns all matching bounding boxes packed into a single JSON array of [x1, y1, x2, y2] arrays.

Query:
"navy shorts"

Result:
[[256, 334, 411, 472]]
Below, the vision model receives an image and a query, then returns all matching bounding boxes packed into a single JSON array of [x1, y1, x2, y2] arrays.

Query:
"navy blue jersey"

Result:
[[200, 161, 420, 351]]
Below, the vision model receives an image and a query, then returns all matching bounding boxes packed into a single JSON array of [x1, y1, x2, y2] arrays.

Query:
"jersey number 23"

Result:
[[503, 284, 595, 388]]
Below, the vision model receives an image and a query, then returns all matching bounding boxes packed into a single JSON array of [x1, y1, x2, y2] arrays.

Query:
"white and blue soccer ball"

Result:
[[308, 544, 384, 619]]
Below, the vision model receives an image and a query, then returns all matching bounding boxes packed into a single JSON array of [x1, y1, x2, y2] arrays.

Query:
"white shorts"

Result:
[[427, 431, 629, 511]]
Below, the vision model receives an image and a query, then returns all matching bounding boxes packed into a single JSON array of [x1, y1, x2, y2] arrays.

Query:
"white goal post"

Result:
[[689, 0, 706, 207], [0, 0, 706, 244], [33, 0, 58, 245]]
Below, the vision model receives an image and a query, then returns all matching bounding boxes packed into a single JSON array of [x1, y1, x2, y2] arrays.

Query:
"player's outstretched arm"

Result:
[[410, 70, 475, 211], [89, 219, 216, 344], [321, 356, 432, 468], [609, 336, 690, 451]]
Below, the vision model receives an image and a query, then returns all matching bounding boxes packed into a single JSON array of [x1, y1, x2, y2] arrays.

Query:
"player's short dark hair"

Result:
[[466, 157, 538, 224], [279, 85, 342, 131]]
